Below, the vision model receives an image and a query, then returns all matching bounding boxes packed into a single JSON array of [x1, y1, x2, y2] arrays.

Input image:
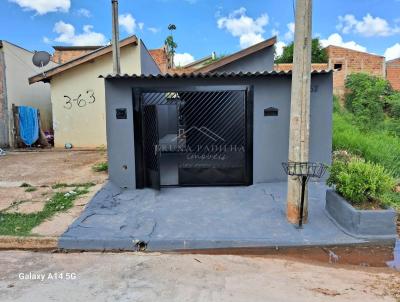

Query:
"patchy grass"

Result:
[[92, 162, 108, 172], [333, 112, 400, 177], [0, 183, 94, 236], [25, 187, 37, 192]]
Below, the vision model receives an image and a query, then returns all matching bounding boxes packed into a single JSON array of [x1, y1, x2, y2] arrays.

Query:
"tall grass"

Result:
[[333, 112, 400, 178]]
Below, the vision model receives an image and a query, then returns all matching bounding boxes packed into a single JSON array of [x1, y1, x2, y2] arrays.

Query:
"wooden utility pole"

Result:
[[287, 0, 313, 224], [111, 0, 121, 74]]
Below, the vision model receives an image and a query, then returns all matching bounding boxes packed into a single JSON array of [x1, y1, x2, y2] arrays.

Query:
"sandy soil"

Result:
[[0, 150, 107, 186], [0, 150, 108, 236], [0, 251, 399, 302]]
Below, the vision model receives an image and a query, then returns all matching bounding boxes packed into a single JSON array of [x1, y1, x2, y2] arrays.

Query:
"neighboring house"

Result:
[[0, 40, 57, 148], [325, 45, 386, 96], [193, 36, 276, 73], [386, 57, 400, 91], [30, 36, 160, 148], [150, 36, 277, 75]]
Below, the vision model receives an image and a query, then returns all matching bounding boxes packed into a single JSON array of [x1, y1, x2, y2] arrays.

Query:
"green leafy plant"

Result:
[[275, 38, 328, 63], [327, 158, 395, 206]]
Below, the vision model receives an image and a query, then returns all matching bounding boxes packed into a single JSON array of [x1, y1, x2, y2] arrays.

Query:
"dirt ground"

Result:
[[0, 251, 399, 302], [0, 150, 108, 236]]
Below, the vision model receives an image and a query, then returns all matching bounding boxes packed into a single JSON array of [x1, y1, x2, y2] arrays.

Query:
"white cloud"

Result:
[[53, 21, 106, 46], [385, 43, 400, 60], [284, 22, 295, 41], [42, 36, 51, 44], [275, 41, 286, 57], [9, 0, 70, 15], [320, 33, 367, 52], [271, 28, 279, 37], [337, 14, 400, 37], [119, 13, 143, 34], [76, 8, 91, 18], [174, 53, 195, 66], [217, 7, 269, 49], [148, 27, 160, 34]]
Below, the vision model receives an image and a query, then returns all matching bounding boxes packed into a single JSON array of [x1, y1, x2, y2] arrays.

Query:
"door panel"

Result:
[[142, 105, 160, 190]]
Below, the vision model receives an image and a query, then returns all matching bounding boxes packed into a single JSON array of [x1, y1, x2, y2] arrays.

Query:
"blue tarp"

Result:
[[18, 106, 39, 146]]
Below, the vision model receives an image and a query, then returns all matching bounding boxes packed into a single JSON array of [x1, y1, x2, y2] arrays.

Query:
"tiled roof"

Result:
[[100, 69, 333, 79]]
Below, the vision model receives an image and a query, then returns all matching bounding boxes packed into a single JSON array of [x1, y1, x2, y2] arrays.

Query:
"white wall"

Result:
[[50, 44, 140, 148], [3, 41, 57, 145]]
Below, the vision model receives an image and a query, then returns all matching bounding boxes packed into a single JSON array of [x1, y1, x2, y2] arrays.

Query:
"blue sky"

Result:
[[1, 0, 400, 65]]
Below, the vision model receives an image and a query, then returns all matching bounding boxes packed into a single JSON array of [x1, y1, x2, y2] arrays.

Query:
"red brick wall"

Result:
[[325, 46, 385, 96], [149, 48, 170, 73], [387, 58, 400, 91], [52, 49, 98, 64], [274, 63, 329, 72]]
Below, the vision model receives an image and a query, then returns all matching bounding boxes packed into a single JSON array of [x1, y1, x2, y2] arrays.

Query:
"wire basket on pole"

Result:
[[282, 162, 327, 228]]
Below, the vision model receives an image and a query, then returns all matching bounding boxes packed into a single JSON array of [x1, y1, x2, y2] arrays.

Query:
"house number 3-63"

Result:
[[64, 90, 96, 110]]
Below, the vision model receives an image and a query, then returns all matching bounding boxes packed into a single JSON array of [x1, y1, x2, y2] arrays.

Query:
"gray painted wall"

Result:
[[139, 40, 161, 76], [214, 46, 275, 73], [104, 73, 333, 188]]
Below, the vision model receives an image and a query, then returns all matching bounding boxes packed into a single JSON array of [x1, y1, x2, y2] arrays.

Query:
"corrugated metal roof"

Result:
[[100, 70, 333, 80]]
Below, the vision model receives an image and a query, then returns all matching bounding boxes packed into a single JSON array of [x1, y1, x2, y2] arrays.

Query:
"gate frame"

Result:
[[133, 85, 254, 189]]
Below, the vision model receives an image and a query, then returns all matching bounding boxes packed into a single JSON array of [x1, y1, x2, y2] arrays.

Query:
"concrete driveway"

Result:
[[0, 251, 399, 302], [60, 182, 368, 251]]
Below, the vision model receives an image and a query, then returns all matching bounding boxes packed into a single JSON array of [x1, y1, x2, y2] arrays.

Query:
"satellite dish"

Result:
[[32, 51, 51, 68]]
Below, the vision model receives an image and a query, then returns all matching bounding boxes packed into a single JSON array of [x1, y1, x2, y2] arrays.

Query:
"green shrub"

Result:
[[327, 158, 395, 205], [385, 92, 400, 119], [345, 73, 391, 128]]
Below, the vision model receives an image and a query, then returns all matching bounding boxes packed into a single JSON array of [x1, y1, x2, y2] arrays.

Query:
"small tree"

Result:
[[275, 38, 328, 63], [345, 73, 392, 128], [165, 24, 177, 67]]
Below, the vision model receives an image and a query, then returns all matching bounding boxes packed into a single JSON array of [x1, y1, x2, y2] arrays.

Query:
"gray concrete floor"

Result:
[[1, 251, 399, 302], [59, 182, 369, 251]]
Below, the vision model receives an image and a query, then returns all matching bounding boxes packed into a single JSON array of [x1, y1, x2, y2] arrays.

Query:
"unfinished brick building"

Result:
[[52, 46, 102, 64], [386, 58, 400, 91], [325, 45, 386, 96]]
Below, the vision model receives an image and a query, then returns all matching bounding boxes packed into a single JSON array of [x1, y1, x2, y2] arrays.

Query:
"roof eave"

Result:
[[195, 36, 277, 73], [29, 35, 138, 84]]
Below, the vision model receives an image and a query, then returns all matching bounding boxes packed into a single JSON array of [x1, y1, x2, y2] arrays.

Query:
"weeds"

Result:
[[92, 162, 108, 172], [20, 183, 32, 188], [333, 112, 400, 177], [51, 182, 95, 189]]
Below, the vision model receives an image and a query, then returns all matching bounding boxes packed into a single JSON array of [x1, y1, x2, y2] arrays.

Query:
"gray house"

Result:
[[0, 41, 57, 147], [102, 38, 333, 190]]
